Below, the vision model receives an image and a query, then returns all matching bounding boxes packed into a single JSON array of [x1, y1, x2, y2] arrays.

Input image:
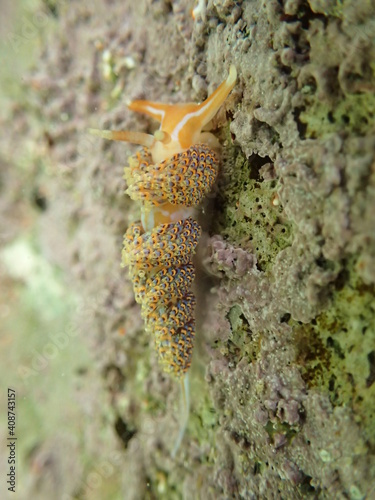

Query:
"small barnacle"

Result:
[[272, 193, 280, 206]]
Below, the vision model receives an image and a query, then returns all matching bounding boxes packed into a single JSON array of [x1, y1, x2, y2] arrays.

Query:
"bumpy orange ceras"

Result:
[[90, 65, 236, 454]]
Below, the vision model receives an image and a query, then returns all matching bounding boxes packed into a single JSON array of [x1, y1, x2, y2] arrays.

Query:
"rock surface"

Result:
[[0, 0, 374, 498]]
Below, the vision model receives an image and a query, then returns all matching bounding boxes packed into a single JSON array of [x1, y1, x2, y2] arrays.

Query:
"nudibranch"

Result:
[[90, 65, 236, 453]]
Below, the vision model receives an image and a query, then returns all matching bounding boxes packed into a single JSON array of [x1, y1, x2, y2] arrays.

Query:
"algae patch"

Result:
[[215, 145, 293, 272], [300, 92, 375, 139], [295, 260, 375, 444]]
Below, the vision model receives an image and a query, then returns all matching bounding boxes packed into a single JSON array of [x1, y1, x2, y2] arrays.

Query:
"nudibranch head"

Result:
[[89, 65, 237, 163]]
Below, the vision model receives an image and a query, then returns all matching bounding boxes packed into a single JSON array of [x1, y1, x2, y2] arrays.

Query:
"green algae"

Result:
[[214, 143, 293, 272], [294, 258, 375, 444], [188, 392, 219, 460], [300, 92, 375, 139], [309, 0, 345, 18], [264, 419, 298, 444], [224, 305, 261, 364]]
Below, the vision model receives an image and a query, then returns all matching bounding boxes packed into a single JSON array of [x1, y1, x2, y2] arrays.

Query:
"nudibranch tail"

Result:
[[171, 374, 190, 458]]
